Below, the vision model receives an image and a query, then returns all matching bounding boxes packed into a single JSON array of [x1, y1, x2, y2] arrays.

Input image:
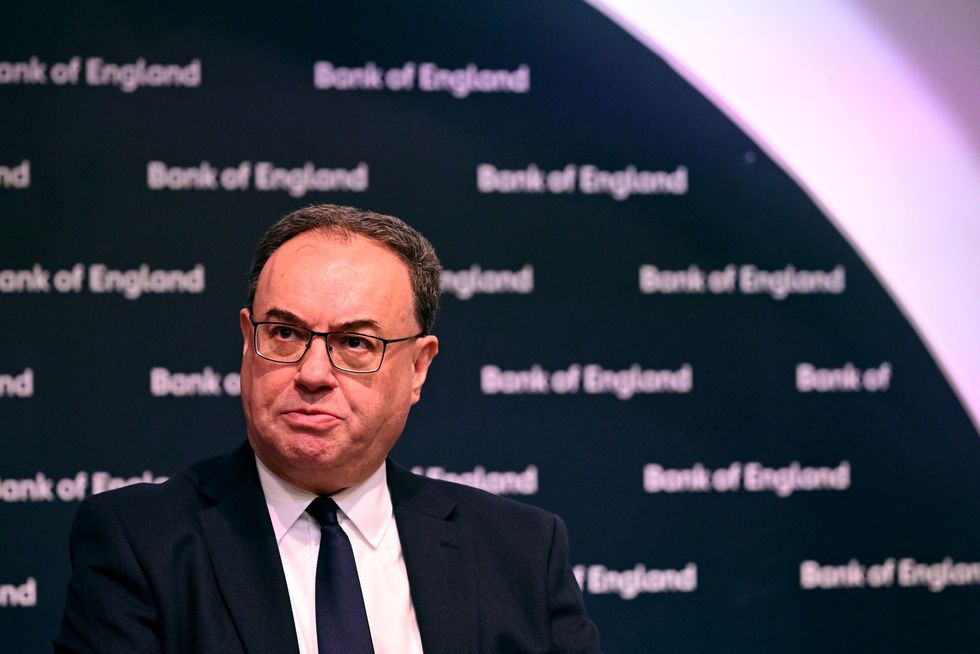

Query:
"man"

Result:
[[56, 204, 602, 653]]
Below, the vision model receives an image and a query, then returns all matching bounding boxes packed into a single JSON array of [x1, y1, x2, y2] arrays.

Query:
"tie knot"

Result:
[[306, 496, 341, 527]]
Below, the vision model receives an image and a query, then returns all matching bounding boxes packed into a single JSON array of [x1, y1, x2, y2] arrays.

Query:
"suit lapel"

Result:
[[195, 444, 300, 654], [389, 462, 478, 654]]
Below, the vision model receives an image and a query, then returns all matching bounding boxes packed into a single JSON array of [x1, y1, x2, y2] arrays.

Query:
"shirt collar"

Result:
[[255, 455, 392, 549]]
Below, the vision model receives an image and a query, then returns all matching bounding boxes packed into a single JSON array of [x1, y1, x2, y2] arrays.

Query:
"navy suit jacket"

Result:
[[55, 443, 601, 653]]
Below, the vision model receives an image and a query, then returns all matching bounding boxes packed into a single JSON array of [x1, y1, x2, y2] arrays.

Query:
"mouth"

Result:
[[280, 408, 343, 431]]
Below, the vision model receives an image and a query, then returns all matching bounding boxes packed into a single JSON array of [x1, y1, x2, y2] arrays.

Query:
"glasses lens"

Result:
[[326, 332, 384, 372], [256, 323, 311, 363]]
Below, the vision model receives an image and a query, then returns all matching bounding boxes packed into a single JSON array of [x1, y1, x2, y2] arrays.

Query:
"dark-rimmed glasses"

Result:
[[248, 313, 422, 373]]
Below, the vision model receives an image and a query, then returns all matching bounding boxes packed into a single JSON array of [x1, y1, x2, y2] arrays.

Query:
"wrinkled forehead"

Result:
[[254, 231, 416, 328]]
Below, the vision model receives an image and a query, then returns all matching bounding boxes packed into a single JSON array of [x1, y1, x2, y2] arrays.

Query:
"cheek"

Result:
[[363, 372, 414, 419], [344, 378, 394, 418], [240, 360, 252, 389], [239, 364, 253, 415], [242, 363, 290, 415]]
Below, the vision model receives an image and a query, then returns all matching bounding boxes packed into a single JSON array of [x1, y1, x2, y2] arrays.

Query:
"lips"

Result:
[[280, 407, 343, 431]]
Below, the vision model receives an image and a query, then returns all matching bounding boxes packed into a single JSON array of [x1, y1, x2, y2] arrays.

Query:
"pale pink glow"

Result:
[[589, 0, 980, 431]]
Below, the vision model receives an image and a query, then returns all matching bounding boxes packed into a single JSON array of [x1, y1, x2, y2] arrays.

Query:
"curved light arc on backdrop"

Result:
[[588, 0, 980, 432]]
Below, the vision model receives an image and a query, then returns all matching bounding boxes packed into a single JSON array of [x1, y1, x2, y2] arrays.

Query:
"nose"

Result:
[[294, 334, 338, 391]]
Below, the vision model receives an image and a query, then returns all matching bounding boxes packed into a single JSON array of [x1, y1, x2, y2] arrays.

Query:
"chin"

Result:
[[281, 435, 340, 459]]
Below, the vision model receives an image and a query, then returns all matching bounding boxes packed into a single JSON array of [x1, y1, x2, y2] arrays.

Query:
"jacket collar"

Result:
[[194, 442, 301, 654], [388, 461, 479, 654]]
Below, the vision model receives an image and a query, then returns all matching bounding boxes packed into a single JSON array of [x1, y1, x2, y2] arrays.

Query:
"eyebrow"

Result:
[[260, 306, 382, 334], [260, 306, 305, 324]]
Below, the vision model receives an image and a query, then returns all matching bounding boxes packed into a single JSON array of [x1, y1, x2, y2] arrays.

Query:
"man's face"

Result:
[[239, 231, 438, 494]]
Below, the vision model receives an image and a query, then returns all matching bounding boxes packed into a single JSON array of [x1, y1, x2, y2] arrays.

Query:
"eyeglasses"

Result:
[[248, 313, 422, 373]]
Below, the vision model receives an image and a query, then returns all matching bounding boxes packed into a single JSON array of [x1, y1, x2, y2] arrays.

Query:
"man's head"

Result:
[[239, 204, 441, 494], [246, 204, 441, 335]]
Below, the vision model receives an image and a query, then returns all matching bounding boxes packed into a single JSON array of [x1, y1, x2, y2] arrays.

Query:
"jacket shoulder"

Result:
[[388, 460, 560, 533], [72, 446, 248, 528]]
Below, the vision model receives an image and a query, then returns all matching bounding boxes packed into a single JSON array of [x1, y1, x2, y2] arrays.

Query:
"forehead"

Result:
[[255, 231, 414, 325]]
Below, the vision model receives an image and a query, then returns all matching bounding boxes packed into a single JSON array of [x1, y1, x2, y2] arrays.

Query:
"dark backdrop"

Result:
[[1, 2, 978, 652]]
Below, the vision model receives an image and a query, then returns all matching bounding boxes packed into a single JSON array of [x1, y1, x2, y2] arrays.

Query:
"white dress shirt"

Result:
[[255, 456, 425, 654]]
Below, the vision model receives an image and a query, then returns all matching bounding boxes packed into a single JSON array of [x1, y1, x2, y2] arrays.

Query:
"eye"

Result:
[[344, 335, 367, 350], [269, 325, 302, 341], [339, 334, 378, 352]]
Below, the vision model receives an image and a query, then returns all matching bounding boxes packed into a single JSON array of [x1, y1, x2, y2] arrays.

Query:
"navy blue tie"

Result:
[[306, 496, 375, 654]]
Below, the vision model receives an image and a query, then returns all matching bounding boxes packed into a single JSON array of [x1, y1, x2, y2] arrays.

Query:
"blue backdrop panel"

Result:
[[1, 2, 977, 652]]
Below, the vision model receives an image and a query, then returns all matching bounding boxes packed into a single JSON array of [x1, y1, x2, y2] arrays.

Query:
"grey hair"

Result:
[[246, 203, 441, 333]]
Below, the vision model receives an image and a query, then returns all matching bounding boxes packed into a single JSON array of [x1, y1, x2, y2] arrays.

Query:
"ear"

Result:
[[409, 335, 439, 404], [239, 308, 252, 355]]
